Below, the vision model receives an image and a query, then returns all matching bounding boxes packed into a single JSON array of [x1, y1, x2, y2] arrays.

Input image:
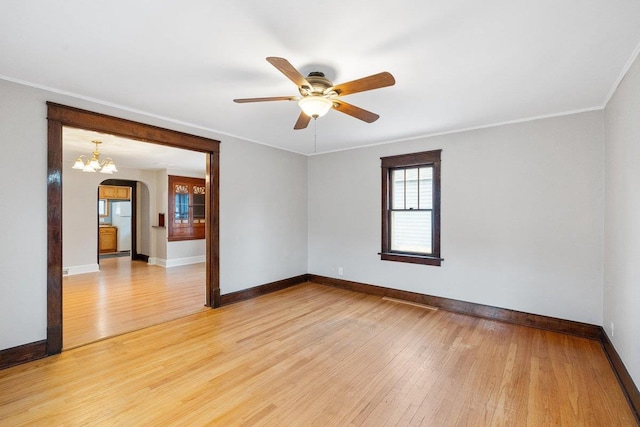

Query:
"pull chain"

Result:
[[314, 118, 317, 154]]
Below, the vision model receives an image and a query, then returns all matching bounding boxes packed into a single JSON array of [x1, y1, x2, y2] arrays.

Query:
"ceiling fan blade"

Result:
[[234, 96, 297, 103], [329, 72, 395, 96], [266, 57, 312, 90], [332, 100, 380, 123], [294, 111, 311, 130]]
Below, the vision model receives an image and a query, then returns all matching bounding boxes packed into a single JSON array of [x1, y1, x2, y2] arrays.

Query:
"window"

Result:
[[380, 150, 442, 266], [168, 175, 206, 241], [98, 199, 109, 217]]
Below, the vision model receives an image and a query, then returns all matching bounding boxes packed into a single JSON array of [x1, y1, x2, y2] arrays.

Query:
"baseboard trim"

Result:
[[599, 329, 640, 424], [4, 272, 638, 421], [221, 274, 309, 306], [308, 275, 601, 339], [308, 274, 639, 422], [133, 253, 150, 262], [0, 340, 47, 370], [63, 264, 99, 276], [151, 256, 206, 268]]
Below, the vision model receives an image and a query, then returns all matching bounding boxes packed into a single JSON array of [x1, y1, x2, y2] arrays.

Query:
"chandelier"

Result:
[[72, 140, 118, 174]]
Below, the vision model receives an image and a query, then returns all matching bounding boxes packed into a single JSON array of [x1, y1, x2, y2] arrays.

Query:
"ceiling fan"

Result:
[[234, 57, 395, 130]]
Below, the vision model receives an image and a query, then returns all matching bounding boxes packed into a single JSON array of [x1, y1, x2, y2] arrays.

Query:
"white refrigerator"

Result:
[[111, 201, 132, 252]]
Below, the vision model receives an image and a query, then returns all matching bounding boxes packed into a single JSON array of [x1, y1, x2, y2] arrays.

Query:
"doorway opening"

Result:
[[97, 180, 137, 263], [47, 102, 220, 355]]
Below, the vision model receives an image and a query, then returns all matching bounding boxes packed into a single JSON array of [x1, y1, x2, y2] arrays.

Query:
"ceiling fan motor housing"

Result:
[[300, 72, 335, 97]]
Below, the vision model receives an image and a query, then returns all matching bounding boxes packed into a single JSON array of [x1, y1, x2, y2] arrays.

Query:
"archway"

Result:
[[98, 179, 142, 263]]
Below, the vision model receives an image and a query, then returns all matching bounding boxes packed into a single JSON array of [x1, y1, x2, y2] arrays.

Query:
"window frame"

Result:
[[98, 199, 109, 217], [380, 150, 443, 266]]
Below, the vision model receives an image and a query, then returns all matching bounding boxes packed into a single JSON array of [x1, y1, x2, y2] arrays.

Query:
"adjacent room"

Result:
[[61, 128, 209, 348], [1, 1, 639, 425]]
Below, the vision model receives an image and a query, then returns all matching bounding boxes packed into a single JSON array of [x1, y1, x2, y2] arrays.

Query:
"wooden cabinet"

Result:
[[99, 185, 130, 200], [99, 226, 117, 253], [168, 175, 206, 241]]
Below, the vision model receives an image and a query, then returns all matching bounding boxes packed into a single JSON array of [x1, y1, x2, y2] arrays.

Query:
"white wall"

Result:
[[0, 81, 48, 349], [62, 166, 157, 272], [309, 111, 604, 324], [150, 170, 168, 262], [604, 52, 640, 387], [0, 78, 309, 351], [220, 136, 308, 293]]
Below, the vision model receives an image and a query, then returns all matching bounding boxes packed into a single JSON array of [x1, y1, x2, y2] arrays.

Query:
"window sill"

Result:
[[379, 252, 443, 266]]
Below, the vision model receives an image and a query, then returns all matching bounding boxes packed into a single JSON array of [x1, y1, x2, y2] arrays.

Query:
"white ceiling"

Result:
[[63, 127, 206, 172], [2, 1, 640, 156]]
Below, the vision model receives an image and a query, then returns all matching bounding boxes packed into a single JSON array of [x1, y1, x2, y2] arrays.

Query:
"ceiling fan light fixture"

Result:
[[298, 96, 333, 118], [235, 57, 395, 130]]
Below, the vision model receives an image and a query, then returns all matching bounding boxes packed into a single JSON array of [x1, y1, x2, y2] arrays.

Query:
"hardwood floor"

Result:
[[63, 257, 206, 349], [1, 283, 634, 425]]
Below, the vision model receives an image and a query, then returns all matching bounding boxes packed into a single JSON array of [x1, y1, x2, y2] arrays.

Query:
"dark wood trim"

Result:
[[220, 275, 309, 306], [47, 103, 219, 153], [600, 329, 640, 424], [206, 151, 220, 307], [47, 118, 63, 355], [380, 252, 443, 266], [0, 341, 47, 370], [380, 150, 442, 168], [134, 254, 150, 263], [432, 152, 442, 258], [47, 102, 220, 355], [308, 275, 601, 340], [380, 149, 442, 266]]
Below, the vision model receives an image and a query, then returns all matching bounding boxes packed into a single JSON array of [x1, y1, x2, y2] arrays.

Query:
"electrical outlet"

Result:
[[611, 321, 615, 337], [338, 267, 343, 276]]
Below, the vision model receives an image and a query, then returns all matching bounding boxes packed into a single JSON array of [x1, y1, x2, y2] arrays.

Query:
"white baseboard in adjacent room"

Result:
[[63, 264, 99, 276], [165, 255, 206, 268], [146, 256, 204, 268]]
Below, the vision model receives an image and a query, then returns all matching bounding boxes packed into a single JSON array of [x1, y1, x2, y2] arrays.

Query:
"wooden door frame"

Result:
[[47, 102, 220, 355]]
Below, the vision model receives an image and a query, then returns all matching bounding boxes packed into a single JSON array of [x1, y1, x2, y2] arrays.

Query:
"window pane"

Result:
[[419, 167, 433, 209], [391, 169, 405, 209], [405, 168, 418, 209], [391, 211, 432, 254], [193, 194, 205, 220], [175, 193, 189, 221], [193, 185, 206, 222]]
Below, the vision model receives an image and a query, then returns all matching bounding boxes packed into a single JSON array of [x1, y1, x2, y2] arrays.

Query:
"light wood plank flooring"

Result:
[[63, 257, 206, 349], [1, 283, 634, 425]]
